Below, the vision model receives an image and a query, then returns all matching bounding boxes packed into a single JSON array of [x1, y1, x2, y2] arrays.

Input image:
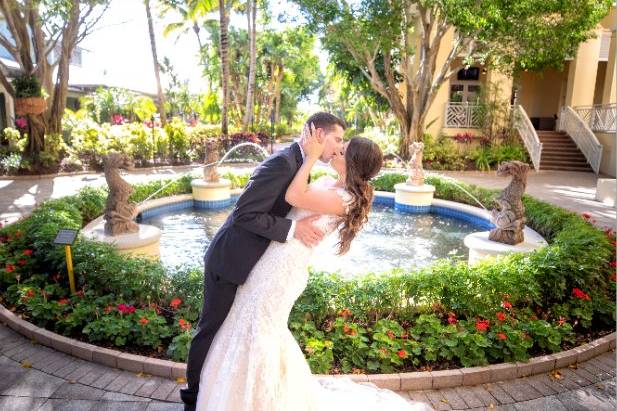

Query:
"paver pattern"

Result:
[[0, 323, 615, 410]]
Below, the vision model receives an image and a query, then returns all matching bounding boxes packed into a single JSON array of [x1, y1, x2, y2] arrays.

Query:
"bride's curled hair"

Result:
[[337, 137, 383, 254]]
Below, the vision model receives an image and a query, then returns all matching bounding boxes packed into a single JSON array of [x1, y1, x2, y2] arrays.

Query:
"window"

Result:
[[457, 67, 480, 81]]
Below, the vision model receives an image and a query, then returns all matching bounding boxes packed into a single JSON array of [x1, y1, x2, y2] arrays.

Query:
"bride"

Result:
[[195, 126, 432, 411]]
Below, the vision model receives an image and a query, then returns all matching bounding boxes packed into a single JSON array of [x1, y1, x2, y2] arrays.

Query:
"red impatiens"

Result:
[[339, 308, 352, 318], [116, 304, 136, 314], [170, 298, 182, 309], [139, 317, 149, 326], [496, 333, 508, 341], [18, 259, 27, 266], [557, 317, 566, 326], [179, 318, 192, 331], [496, 312, 507, 321], [572, 288, 591, 301], [58, 298, 69, 305], [501, 300, 512, 310], [386, 330, 395, 340], [5, 264, 15, 273], [447, 312, 458, 325], [397, 349, 408, 359], [475, 319, 490, 332], [22, 249, 33, 256]]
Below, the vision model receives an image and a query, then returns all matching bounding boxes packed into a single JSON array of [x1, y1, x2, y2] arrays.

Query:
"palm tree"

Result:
[[218, 0, 231, 136], [145, 0, 168, 126], [241, 0, 257, 131]]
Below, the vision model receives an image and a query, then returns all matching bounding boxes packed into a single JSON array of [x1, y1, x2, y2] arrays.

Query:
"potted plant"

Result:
[[12, 74, 46, 115]]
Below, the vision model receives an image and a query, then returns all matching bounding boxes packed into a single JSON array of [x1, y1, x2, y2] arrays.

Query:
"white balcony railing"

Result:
[[558, 106, 603, 174], [444, 102, 483, 128], [573, 103, 616, 133], [512, 105, 542, 172]]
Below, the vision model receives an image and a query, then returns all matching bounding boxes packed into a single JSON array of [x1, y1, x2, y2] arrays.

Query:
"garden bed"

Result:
[[0, 172, 614, 376]]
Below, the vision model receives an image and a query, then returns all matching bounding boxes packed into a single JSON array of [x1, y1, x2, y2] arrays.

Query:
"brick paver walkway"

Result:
[[1, 166, 615, 230], [0, 323, 615, 410]]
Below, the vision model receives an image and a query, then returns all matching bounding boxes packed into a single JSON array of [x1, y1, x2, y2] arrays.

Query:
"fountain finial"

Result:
[[103, 152, 139, 236], [204, 139, 221, 182], [406, 141, 425, 186], [489, 161, 529, 245]]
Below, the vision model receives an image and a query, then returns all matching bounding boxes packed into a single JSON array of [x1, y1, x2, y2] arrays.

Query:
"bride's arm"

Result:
[[285, 126, 346, 216]]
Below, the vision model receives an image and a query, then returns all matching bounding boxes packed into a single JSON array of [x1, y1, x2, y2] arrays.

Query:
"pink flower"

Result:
[[117, 304, 136, 314], [112, 114, 124, 125], [15, 117, 27, 129], [447, 312, 458, 325]]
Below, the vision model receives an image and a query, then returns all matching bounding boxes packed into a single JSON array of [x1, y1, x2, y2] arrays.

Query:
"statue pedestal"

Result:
[[596, 178, 616, 206], [464, 228, 547, 265], [191, 178, 232, 209], [394, 183, 436, 213], [84, 222, 162, 259]]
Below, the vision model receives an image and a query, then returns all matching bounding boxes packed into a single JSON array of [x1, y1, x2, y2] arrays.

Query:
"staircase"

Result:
[[538, 131, 593, 172]]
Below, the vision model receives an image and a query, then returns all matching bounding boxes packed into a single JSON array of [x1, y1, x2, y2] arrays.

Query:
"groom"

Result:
[[181, 112, 346, 410]]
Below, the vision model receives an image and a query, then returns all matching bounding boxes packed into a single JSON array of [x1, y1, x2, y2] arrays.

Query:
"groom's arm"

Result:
[[231, 155, 294, 243]]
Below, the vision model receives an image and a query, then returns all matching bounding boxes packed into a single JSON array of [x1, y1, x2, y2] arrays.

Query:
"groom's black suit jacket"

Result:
[[204, 142, 303, 284]]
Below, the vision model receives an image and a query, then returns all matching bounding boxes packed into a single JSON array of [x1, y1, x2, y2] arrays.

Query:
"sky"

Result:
[[77, 0, 327, 110]]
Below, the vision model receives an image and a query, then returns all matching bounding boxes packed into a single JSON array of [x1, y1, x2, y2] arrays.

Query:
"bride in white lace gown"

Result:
[[195, 129, 432, 411]]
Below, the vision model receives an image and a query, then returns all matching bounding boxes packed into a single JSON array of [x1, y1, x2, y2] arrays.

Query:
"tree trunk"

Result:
[[219, 0, 230, 137], [25, 114, 46, 156], [274, 65, 284, 125], [48, 1, 81, 134], [242, 0, 257, 131], [145, 0, 167, 127]]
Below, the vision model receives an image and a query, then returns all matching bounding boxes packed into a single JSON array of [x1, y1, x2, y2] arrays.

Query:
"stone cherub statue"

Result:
[[103, 153, 139, 236], [406, 141, 425, 186], [489, 160, 529, 245], [204, 139, 220, 183]]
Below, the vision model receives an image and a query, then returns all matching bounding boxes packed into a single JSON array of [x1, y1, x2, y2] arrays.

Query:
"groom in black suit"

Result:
[[181, 112, 346, 410]]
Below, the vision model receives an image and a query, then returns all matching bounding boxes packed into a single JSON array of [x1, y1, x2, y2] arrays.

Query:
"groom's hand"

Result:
[[294, 215, 324, 247]]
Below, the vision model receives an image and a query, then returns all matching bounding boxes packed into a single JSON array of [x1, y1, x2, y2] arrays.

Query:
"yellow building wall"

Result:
[[517, 69, 566, 118]]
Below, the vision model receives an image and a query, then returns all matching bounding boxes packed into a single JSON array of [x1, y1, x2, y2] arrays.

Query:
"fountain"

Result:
[[393, 142, 436, 213], [84, 153, 162, 258], [191, 139, 234, 209], [464, 161, 546, 265]]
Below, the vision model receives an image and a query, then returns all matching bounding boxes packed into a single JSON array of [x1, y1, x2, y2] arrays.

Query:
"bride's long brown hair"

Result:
[[337, 137, 383, 254]]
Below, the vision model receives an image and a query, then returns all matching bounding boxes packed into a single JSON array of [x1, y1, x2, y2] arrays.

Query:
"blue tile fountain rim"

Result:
[[135, 193, 494, 230]]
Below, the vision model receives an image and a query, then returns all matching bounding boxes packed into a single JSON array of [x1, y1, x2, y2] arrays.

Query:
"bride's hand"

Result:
[[303, 123, 324, 160]]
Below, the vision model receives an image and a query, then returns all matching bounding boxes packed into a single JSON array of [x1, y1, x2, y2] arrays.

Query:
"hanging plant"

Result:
[[12, 74, 46, 115]]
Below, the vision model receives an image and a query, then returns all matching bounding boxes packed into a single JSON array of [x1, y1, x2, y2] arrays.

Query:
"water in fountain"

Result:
[[139, 142, 270, 205]]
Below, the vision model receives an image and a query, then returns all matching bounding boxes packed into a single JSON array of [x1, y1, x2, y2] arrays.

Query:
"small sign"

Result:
[[54, 229, 78, 245]]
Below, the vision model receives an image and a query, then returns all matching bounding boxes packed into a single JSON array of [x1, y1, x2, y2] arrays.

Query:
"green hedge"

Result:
[[0, 172, 614, 371]]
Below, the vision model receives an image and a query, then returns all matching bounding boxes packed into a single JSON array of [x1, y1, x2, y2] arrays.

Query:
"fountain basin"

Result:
[[464, 229, 547, 265], [84, 222, 162, 259], [191, 178, 233, 209], [394, 183, 436, 213]]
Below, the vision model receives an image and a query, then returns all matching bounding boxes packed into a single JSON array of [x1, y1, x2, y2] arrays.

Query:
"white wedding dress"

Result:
[[195, 176, 432, 411]]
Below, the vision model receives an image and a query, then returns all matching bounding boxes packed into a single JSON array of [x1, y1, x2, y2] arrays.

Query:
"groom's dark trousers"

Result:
[[180, 143, 304, 410]]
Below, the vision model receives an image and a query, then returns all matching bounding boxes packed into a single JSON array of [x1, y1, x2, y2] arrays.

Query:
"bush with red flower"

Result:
[[0, 173, 614, 373]]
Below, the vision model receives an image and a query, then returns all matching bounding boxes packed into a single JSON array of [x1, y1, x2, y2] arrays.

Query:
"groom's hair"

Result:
[[306, 112, 346, 132]]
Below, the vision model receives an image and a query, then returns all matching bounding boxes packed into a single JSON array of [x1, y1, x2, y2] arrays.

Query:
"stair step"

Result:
[[540, 165, 593, 172], [541, 148, 581, 153], [541, 161, 590, 167], [542, 155, 587, 161]]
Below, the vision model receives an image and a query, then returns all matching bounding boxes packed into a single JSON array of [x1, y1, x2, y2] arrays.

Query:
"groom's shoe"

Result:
[[180, 388, 197, 411]]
